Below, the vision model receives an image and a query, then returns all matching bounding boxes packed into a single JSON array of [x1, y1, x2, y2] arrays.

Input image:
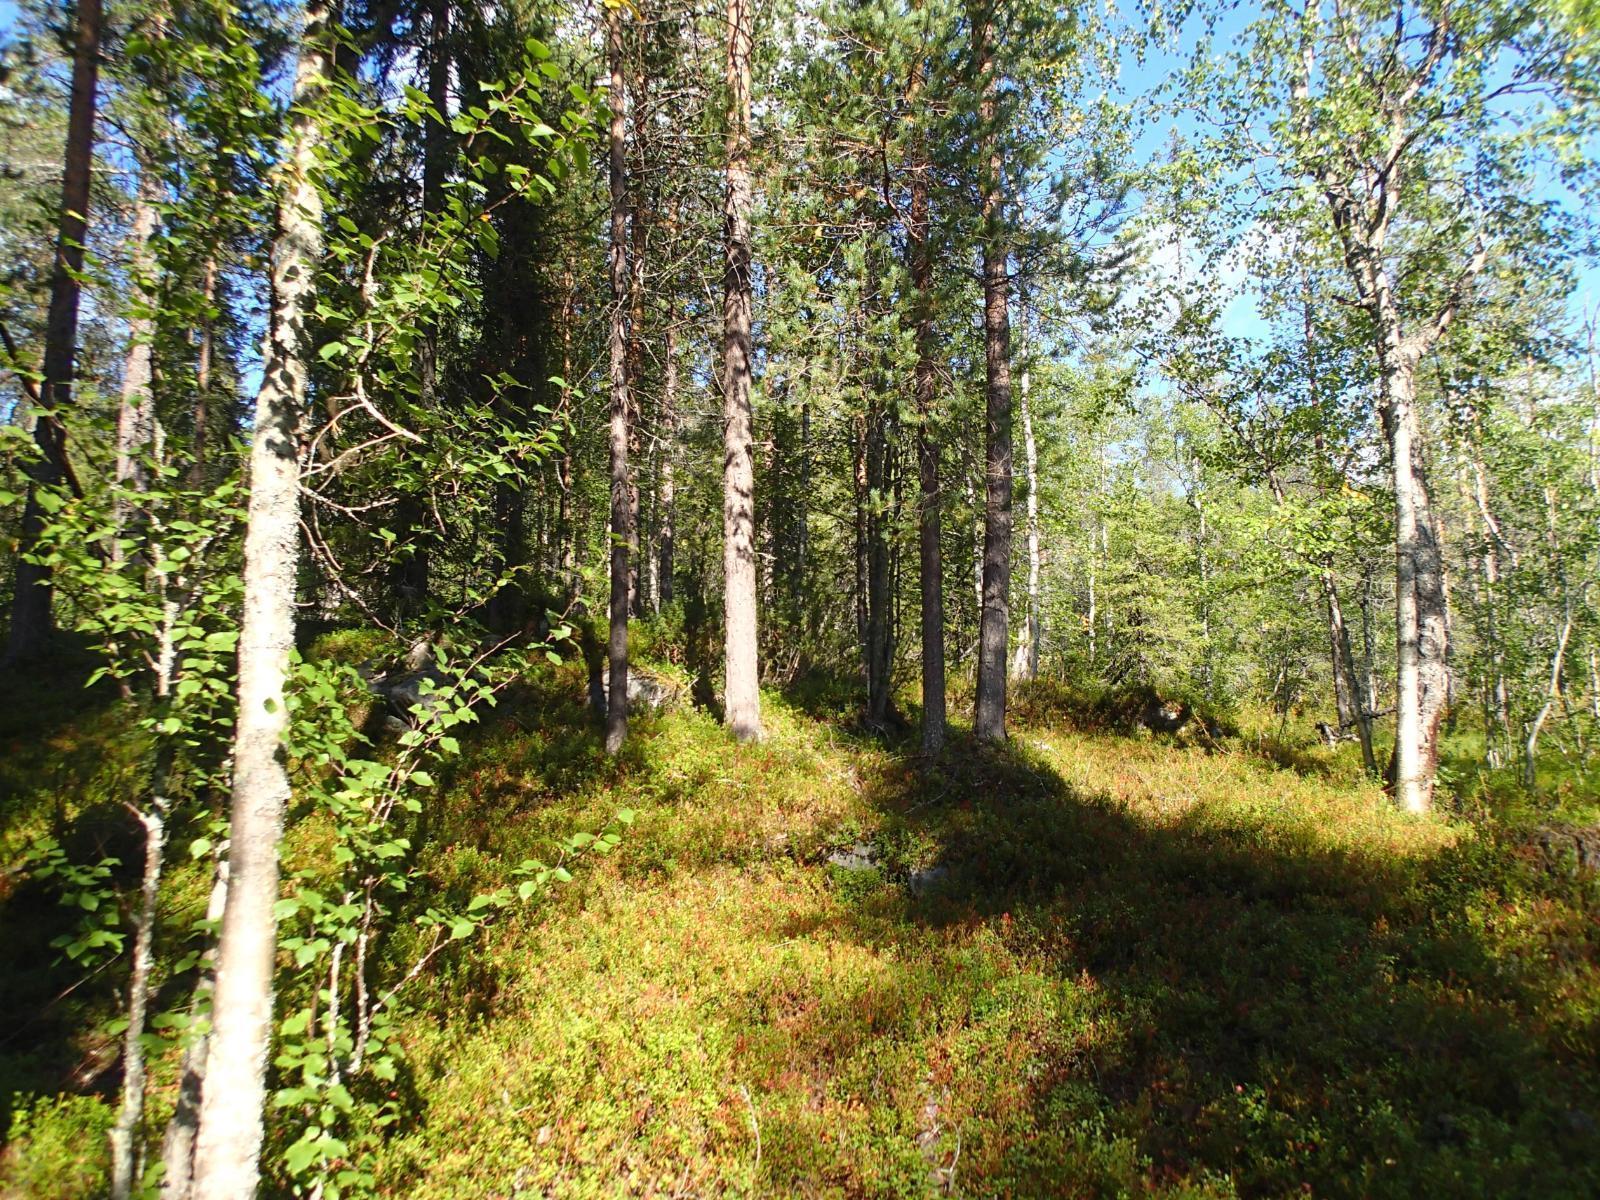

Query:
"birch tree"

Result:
[[721, 0, 762, 741], [1189, 0, 1597, 811], [188, 4, 331, 1193]]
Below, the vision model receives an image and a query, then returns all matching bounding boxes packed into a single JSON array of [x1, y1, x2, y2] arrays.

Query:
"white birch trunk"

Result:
[[188, 8, 328, 1195], [721, 0, 762, 741]]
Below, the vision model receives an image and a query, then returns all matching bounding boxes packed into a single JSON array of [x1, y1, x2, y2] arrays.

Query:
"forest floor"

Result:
[[2, 636, 1599, 1199]]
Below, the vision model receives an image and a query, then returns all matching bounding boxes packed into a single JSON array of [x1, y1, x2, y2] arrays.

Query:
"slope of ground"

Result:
[[365, 675, 1600, 1199], [2, 658, 1598, 1199]]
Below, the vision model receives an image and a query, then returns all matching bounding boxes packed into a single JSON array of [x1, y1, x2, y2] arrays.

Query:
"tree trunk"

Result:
[[1525, 597, 1574, 790], [114, 168, 159, 555], [908, 106, 944, 754], [556, 260, 576, 593], [865, 385, 892, 728], [1190, 486, 1211, 695], [721, 0, 762, 741], [1383, 343, 1449, 814], [1526, 485, 1574, 787], [604, 0, 632, 756], [187, 8, 329, 1195], [657, 308, 677, 610], [158, 859, 227, 1200], [108, 803, 164, 1200], [391, 0, 450, 618], [1319, 566, 1377, 774], [5, 0, 103, 664], [972, 4, 1012, 742], [1466, 441, 1512, 764], [853, 412, 869, 663], [1012, 327, 1039, 683], [626, 65, 650, 617], [190, 257, 217, 490]]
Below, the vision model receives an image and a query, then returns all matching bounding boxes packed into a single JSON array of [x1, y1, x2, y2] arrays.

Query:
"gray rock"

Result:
[[598, 669, 683, 715], [826, 841, 881, 871], [1140, 695, 1190, 733], [370, 665, 451, 724], [1525, 824, 1600, 875], [907, 864, 950, 896]]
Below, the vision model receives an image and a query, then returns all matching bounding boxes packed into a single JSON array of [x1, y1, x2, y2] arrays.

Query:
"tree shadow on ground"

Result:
[[768, 735, 1600, 1199]]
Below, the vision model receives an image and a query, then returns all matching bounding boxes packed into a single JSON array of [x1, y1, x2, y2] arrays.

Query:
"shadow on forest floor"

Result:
[[367, 666, 1600, 1199], [5, 652, 1599, 1199], [810, 735, 1600, 1196]]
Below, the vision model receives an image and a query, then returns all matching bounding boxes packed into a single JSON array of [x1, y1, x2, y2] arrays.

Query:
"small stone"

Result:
[[826, 841, 880, 871]]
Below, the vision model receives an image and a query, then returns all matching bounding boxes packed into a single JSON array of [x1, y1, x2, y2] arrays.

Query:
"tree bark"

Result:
[[657, 307, 677, 610], [626, 66, 649, 617], [390, 0, 450, 620], [1320, 566, 1377, 774], [114, 168, 159, 556], [1012, 302, 1039, 683], [721, 0, 762, 741], [907, 99, 944, 754], [158, 860, 227, 1200], [604, 0, 632, 756], [972, 3, 1011, 742], [108, 803, 165, 1200], [190, 257, 217, 490], [864, 376, 892, 728], [556, 259, 577, 593], [5, 0, 103, 664], [1466, 434, 1512, 764], [1526, 486, 1575, 788], [187, 8, 329, 1195], [1381, 342, 1450, 814], [1525, 597, 1574, 790]]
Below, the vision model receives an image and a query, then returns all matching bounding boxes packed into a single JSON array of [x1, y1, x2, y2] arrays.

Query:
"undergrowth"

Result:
[[2, 648, 1598, 1198]]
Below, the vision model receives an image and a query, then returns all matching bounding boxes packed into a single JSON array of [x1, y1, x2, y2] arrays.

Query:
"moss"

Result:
[[4, 651, 1598, 1198], [0, 1093, 113, 1199]]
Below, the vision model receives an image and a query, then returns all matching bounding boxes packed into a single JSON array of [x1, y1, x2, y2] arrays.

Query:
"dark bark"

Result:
[[6, 0, 103, 664], [390, 0, 451, 619]]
